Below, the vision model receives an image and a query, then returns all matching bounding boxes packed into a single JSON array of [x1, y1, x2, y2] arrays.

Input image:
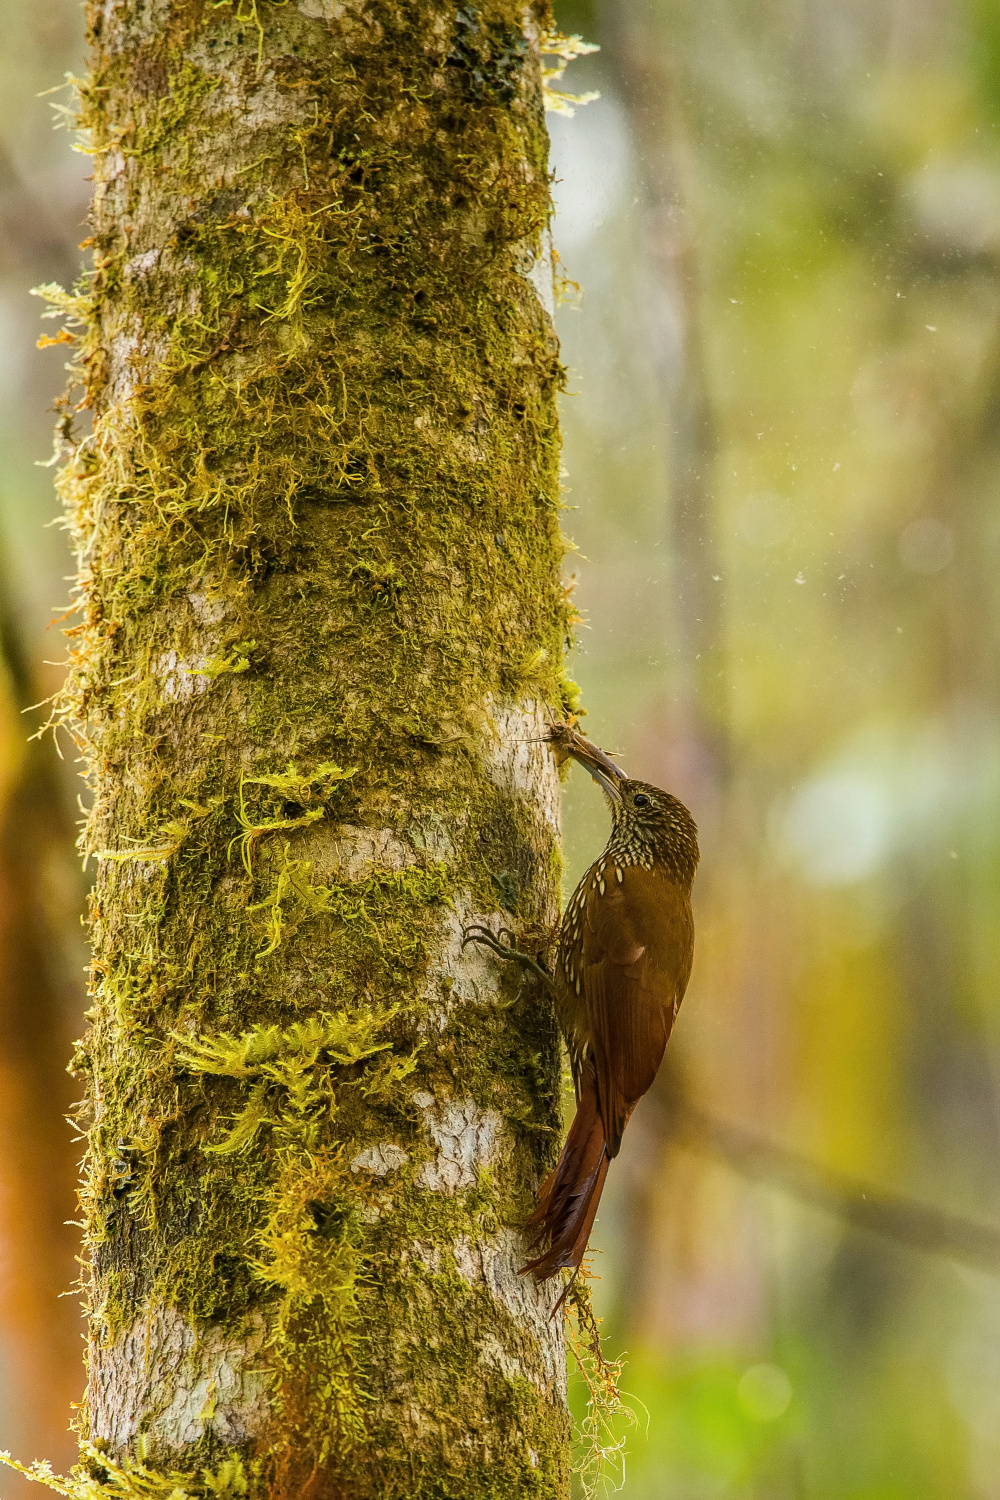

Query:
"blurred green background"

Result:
[[3, 1, 1000, 1496]]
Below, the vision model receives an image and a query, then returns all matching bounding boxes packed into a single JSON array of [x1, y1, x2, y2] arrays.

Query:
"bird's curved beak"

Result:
[[547, 726, 626, 804], [580, 759, 625, 804]]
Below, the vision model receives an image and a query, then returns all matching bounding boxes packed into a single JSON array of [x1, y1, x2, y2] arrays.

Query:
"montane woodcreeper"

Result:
[[463, 723, 698, 1289]]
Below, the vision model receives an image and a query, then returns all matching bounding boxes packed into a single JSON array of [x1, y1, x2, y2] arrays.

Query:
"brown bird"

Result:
[[464, 725, 698, 1291]]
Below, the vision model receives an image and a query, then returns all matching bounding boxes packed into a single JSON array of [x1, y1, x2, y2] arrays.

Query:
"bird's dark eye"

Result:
[[633, 793, 651, 808]]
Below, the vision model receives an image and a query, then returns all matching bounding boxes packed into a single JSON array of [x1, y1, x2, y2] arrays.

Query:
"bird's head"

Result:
[[549, 724, 699, 885]]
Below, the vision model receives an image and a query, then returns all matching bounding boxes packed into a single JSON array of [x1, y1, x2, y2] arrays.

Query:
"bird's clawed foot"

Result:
[[461, 924, 559, 999], [461, 923, 523, 963]]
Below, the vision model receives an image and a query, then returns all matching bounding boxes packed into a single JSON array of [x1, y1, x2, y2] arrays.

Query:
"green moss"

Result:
[[0, 1446, 255, 1499], [231, 761, 356, 874]]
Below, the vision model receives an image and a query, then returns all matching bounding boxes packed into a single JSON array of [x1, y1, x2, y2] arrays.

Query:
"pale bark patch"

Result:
[[209, 70, 297, 137], [514, 227, 556, 321], [409, 1240, 443, 1274], [413, 1092, 503, 1192], [102, 314, 171, 402], [326, 825, 424, 878], [424, 898, 506, 1021], [306, 819, 454, 884], [96, 4, 167, 52], [297, 0, 354, 19], [155, 651, 210, 703], [350, 1142, 409, 1176], [453, 1228, 566, 1391], [89, 1305, 271, 1455], [484, 699, 561, 834], [187, 591, 230, 628], [123, 249, 161, 282]]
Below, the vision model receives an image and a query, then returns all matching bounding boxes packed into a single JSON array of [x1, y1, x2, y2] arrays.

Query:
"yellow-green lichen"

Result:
[[1, 1447, 254, 1500]]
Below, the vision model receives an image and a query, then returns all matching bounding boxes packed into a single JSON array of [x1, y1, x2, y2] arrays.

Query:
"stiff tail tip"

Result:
[[518, 1074, 609, 1310]]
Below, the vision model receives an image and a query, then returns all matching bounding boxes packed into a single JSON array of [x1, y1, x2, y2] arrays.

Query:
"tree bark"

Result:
[[53, 2, 574, 1494]]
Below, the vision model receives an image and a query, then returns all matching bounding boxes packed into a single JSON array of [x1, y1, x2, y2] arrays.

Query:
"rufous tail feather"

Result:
[[520, 1077, 609, 1281]]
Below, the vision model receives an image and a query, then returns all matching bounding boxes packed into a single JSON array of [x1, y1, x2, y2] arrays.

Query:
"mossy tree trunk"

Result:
[[56, 2, 575, 1495]]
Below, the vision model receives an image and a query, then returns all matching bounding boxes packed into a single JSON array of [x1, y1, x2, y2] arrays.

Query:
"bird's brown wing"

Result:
[[581, 866, 694, 1158]]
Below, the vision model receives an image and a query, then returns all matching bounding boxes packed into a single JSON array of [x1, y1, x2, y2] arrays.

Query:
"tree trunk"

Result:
[[55, 2, 573, 1494]]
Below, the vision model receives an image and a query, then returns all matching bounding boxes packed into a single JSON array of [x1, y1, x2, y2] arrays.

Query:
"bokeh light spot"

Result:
[[898, 517, 954, 574], [736, 491, 794, 548], [737, 1363, 793, 1422], [773, 771, 892, 885]]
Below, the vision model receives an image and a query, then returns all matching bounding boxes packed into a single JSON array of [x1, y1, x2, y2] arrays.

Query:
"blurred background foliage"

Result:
[[552, 0, 1000, 1495], [0, 4, 92, 1498], [2, 1, 1000, 1497]]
